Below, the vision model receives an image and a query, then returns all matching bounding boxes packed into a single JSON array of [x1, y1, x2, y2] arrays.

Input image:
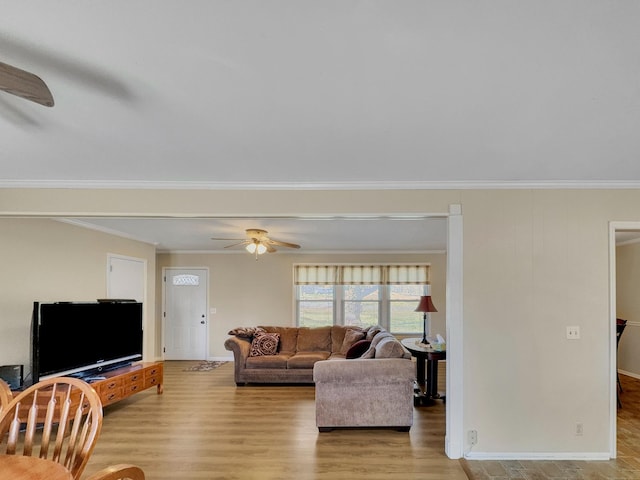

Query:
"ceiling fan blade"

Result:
[[223, 241, 249, 249], [211, 237, 244, 241], [268, 239, 301, 249], [0, 61, 54, 107], [265, 244, 277, 253]]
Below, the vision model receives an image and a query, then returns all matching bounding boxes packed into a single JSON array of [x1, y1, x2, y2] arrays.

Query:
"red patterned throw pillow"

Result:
[[249, 332, 280, 356]]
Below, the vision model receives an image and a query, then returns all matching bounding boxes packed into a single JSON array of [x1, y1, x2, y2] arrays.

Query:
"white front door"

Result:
[[163, 268, 208, 360]]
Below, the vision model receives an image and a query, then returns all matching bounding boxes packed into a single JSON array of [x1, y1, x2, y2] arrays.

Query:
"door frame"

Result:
[[446, 204, 464, 459], [608, 221, 640, 457], [162, 266, 210, 360]]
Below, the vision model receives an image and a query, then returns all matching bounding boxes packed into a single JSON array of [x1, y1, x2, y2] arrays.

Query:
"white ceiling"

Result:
[[3, 2, 640, 251], [2, 1, 640, 188], [64, 216, 447, 253]]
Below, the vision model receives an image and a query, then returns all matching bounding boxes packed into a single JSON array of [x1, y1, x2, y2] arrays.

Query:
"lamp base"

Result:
[[422, 313, 430, 344]]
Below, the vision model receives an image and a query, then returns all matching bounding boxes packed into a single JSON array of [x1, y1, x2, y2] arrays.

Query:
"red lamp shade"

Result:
[[415, 295, 438, 313]]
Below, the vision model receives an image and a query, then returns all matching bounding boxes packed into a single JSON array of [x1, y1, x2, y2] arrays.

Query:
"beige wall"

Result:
[[457, 189, 640, 455], [616, 241, 640, 376], [157, 252, 447, 359], [4, 187, 640, 456], [0, 218, 157, 377], [461, 190, 611, 454]]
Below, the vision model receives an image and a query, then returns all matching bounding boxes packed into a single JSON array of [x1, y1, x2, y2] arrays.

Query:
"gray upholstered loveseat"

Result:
[[224, 325, 415, 431], [314, 357, 415, 431]]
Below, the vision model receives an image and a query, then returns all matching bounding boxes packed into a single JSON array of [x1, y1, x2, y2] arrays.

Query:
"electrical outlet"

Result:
[[566, 326, 580, 339], [576, 423, 583, 436], [468, 430, 478, 445]]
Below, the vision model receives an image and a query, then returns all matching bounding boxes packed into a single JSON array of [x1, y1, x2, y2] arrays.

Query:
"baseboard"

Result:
[[618, 369, 640, 380], [465, 451, 610, 461]]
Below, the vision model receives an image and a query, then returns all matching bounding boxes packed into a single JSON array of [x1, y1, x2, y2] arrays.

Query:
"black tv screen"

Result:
[[32, 301, 143, 381]]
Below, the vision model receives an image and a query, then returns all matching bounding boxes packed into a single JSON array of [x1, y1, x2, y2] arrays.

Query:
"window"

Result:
[[294, 264, 430, 333], [389, 284, 425, 333], [343, 285, 380, 328], [172, 274, 200, 286], [297, 285, 334, 328]]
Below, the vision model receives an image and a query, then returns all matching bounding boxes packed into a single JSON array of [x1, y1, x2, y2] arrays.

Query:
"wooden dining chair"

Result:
[[0, 378, 12, 414], [0, 376, 103, 480], [86, 464, 146, 480]]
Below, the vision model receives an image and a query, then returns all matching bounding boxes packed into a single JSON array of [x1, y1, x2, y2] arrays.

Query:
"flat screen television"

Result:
[[31, 300, 143, 383]]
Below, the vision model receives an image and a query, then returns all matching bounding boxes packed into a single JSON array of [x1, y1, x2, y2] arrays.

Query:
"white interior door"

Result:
[[164, 268, 208, 360], [107, 254, 146, 302], [107, 254, 148, 359]]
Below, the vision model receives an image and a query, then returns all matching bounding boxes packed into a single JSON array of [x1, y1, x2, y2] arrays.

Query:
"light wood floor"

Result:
[[83, 361, 467, 480], [83, 363, 640, 480]]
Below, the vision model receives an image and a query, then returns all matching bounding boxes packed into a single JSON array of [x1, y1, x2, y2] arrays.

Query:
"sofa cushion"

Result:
[[260, 326, 298, 353], [330, 326, 346, 352], [246, 354, 291, 369], [249, 332, 280, 356], [287, 352, 330, 369], [340, 328, 366, 354], [328, 352, 347, 360], [345, 339, 371, 359], [330, 325, 364, 352], [297, 326, 332, 352]]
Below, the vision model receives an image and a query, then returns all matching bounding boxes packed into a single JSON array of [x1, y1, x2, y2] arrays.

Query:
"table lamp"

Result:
[[415, 295, 437, 344]]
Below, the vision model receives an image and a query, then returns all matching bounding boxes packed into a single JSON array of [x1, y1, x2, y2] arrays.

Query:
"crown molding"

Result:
[[57, 218, 159, 246], [3, 179, 640, 190]]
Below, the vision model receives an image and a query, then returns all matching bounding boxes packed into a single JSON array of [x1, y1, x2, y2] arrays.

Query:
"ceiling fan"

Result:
[[211, 228, 301, 258], [0, 61, 54, 107]]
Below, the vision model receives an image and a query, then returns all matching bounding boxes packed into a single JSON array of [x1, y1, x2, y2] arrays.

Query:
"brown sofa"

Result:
[[224, 325, 415, 431], [224, 325, 410, 385]]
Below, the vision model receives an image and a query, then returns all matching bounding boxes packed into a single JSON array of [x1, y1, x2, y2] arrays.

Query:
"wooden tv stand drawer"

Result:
[[91, 362, 163, 407]]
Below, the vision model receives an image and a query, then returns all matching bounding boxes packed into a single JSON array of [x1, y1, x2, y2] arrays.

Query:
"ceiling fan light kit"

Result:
[[246, 241, 267, 256]]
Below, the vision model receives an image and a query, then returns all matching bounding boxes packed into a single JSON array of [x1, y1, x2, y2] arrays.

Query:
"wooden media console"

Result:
[[8, 362, 163, 421], [88, 361, 163, 406]]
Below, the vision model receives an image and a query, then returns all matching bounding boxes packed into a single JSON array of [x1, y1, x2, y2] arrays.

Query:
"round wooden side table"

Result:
[[401, 337, 446, 406]]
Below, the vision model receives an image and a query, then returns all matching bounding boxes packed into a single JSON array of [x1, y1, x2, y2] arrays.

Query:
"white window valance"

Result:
[[294, 264, 430, 286], [294, 265, 338, 285]]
